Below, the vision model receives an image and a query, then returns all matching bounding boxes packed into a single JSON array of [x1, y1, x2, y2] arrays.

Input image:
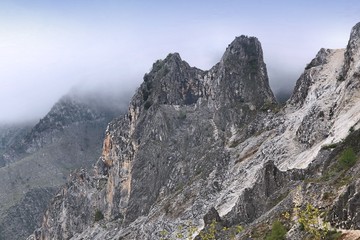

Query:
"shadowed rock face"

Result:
[[340, 22, 360, 81], [32, 35, 278, 240], [289, 48, 333, 107], [0, 123, 33, 167], [217, 36, 275, 107], [0, 187, 57, 240], [29, 22, 360, 240], [138, 36, 276, 110]]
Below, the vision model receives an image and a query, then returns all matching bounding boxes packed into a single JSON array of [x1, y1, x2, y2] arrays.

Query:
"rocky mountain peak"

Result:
[[340, 22, 360, 80], [133, 35, 276, 114], [289, 48, 336, 107], [135, 52, 204, 109], [349, 22, 360, 45], [164, 52, 182, 64], [222, 35, 262, 62], [27, 23, 360, 240], [212, 35, 276, 109], [305, 48, 332, 69]]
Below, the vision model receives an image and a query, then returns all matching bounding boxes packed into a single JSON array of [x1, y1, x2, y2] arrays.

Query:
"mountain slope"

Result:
[[31, 35, 277, 240], [0, 91, 127, 240], [30, 23, 360, 240], [0, 123, 33, 167]]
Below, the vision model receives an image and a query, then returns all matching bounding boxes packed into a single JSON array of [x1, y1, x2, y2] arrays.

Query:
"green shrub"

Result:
[[199, 220, 217, 240], [339, 147, 357, 169], [296, 204, 329, 240], [159, 220, 242, 240], [178, 111, 187, 120], [349, 126, 355, 133], [265, 220, 286, 240], [94, 209, 104, 222], [337, 75, 345, 81], [326, 230, 342, 240], [321, 143, 338, 150]]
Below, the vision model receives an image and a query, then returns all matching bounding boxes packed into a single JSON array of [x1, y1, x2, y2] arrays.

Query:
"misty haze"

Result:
[[1, 1, 360, 240]]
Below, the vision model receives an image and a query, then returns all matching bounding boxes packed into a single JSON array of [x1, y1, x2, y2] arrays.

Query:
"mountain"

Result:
[[0, 90, 128, 240], [0, 122, 34, 167], [29, 23, 360, 240]]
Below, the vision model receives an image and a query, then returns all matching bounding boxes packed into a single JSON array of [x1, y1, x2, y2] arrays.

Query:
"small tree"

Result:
[[266, 220, 286, 240], [339, 147, 356, 169], [94, 209, 104, 222]]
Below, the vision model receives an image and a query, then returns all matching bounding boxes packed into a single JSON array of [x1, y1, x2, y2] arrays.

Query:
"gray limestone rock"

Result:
[[28, 22, 360, 240]]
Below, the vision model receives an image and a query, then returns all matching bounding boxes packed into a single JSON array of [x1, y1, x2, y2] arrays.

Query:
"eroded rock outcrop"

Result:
[[31, 35, 278, 240], [30, 23, 360, 240]]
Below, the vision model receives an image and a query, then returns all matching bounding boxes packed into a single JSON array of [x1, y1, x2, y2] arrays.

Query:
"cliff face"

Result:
[[33, 36, 278, 240], [31, 23, 360, 240]]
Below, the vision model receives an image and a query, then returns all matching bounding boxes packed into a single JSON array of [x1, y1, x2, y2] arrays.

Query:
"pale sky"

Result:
[[0, 0, 359, 123]]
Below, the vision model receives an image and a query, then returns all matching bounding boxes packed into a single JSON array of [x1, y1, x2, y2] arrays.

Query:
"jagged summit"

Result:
[[305, 48, 332, 70], [136, 35, 276, 114], [164, 52, 182, 62], [216, 35, 276, 107], [349, 22, 360, 46], [30, 24, 360, 240], [137, 51, 203, 107], [341, 22, 360, 81], [222, 35, 262, 61], [289, 47, 337, 106]]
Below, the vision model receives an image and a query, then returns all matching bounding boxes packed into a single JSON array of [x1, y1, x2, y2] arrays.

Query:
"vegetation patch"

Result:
[[94, 209, 104, 222], [326, 230, 342, 240], [246, 222, 270, 239], [321, 143, 338, 150], [260, 101, 279, 112], [265, 220, 287, 240], [338, 147, 357, 169], [318, 146, 357, 184], [296, 204, 329, 240], [178, 111, 187, 120], [159, 220, 243, 240], [270, 191, 290, 208]]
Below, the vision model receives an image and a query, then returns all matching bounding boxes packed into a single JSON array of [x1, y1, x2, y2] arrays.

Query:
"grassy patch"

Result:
[[246, 223, 270, 239], [322, 191, 333, 201], [270, 191, 289, 208], [326, 230, 342, 240], [318, 147, 357, 184]]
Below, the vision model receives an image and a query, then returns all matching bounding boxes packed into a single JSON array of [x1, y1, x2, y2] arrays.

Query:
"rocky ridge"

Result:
[[30, 23, 360, 240], [0, 91, 126, 240]]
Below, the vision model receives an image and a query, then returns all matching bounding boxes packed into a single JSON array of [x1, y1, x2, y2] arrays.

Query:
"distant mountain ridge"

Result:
[[0, 89, 129, 240], [0, 123, 33, 167]]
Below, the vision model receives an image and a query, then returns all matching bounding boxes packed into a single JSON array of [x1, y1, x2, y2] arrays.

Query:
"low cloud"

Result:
[[0, 2, 356, 123]]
